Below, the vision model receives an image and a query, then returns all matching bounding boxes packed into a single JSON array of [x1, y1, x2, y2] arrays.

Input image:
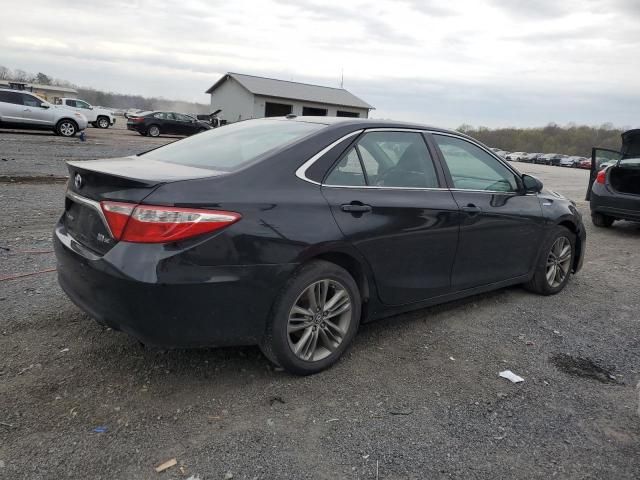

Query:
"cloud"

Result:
[[0, 0, 638, 127]]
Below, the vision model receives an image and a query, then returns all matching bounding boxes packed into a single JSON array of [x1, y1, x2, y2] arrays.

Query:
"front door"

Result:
[[431, 133, 545, 290], [19, 93, 54, 126], [321, 130, 460, 305], [173, 113, 196, 135]]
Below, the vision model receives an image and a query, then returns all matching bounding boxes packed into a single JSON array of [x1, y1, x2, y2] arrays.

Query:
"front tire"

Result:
[[260, 260, 361, 375], [524, 226, 575, 295], [591, 213, 614, 228], [97, 116, 110, 129], [56, 119, 78, 137]]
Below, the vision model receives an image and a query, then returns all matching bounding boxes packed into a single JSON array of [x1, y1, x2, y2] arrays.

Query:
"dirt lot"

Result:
[[1, 123, 639, 479]]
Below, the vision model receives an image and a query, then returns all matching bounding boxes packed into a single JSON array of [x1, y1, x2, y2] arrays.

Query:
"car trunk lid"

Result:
[[63, 156, 224, 254]]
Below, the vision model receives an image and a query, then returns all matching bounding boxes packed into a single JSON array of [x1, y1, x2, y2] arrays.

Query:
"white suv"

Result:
[[0, 88, 88, 137], [56, 98, 115, 128]]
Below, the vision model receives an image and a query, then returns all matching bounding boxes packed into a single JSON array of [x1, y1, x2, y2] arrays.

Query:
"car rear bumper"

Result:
[[53, 221, 296, 348], [590, 185, 640, 222]]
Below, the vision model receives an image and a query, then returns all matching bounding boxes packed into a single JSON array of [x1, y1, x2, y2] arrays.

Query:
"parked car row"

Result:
[[492, 148, 592, 169], [126, 111, 212, 137]]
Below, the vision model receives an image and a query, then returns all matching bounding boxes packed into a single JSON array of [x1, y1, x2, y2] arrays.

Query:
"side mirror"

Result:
[[41, 104, 50, 109], [522, 174, 543, 193]]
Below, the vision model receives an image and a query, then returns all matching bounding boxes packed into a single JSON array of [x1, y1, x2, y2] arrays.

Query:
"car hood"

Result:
[[621, 129, 640, 159]]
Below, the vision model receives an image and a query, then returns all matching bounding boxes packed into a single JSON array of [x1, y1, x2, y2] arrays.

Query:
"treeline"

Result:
[[0, 65, 208, 114], [76, 88, 209, 114], [458, 123, 625, 157]]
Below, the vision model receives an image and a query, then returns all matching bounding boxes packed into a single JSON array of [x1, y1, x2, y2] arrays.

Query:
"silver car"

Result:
[[0, 88, 88, 137]]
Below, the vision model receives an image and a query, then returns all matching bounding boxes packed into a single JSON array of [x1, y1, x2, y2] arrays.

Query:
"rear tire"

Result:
[[147, 124, 160, 137], [260, 260, 361, 375], [591, 213, 614, 228], [56, 119, 78, 137], [524, 226, 575, 296]]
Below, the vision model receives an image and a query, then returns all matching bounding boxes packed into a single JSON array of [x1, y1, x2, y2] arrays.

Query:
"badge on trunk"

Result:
[[74, 173, 83, 190]]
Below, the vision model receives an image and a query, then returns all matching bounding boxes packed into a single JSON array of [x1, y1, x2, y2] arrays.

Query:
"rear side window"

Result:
[[65, 99, 77, 107], [325, 131, 439, 188], [325, 148, 366, 186], [0, 91, 23, 104], [142, 119, 324, 171]]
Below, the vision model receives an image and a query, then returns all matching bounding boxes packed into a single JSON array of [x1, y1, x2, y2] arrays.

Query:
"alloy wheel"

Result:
[[287, 279, 352, 362], [546, 237, 572, 288], [59, 122, 75, 136], [149, 126, 160, 137], [98, 118, 109, 128]]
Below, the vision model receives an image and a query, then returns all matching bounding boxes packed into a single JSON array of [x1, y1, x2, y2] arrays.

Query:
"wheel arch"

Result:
[[556, 219, 583, 272], [299, 248, 377, 322]]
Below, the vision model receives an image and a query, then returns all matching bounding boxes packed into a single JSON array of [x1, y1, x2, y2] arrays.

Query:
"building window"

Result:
[[337, 110, 359, 118], [265, 102, 292, 117], [302, 106, 327, 116]]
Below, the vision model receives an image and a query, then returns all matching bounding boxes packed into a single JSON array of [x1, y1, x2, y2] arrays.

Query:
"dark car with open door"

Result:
[[127, 111, 211, 137], [587, 129, 640, 227]]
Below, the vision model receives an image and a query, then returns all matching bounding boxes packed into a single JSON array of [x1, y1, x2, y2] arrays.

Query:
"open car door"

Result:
[[586, 147, 621, 200]]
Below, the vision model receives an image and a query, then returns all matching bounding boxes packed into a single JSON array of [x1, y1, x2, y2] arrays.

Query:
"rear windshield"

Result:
[[141, 119, 325, 171]]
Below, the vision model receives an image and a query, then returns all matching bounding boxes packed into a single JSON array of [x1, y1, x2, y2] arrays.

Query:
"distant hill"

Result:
[[458, 123, 625, 157], [0, 65, 209, 115]]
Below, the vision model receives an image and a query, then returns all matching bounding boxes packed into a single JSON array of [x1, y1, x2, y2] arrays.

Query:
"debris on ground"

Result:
[[269, 396, 285, 406], [154, 458, 177, 473], [499, 370, 524, 383], [389, 409, 413, 415], [92, 426, 107, 433]]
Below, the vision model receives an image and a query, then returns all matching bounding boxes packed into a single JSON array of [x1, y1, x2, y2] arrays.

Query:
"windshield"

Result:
[[142, 119, 325, 171]]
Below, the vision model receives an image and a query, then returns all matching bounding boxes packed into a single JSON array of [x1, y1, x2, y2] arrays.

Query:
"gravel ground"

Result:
[[0, 126, 639, 479]]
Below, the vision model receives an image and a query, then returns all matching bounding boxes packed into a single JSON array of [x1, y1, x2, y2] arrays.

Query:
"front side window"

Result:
[[174, 113, 192, 122], [325, 131, 439, 188], [21, 94, 43, 107], [433, 135, 518, 192], [76, 100, 91, 109], [65, 99, 77, 107], [142, 119, 324, 171]]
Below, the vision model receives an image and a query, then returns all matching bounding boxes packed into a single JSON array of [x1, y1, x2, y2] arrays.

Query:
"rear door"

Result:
[[586, 147, 621, 200], [0, 90, 25, 123], [321, 130, 460, 305], [431, 133, 545, 290]]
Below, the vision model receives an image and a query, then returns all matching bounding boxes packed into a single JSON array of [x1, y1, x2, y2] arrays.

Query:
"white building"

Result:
[[205, 72, 373, 123]]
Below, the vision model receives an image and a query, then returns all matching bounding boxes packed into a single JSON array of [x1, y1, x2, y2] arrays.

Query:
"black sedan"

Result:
[[587, 129, 640, 226], [126, 111, 211, 137], [54, 117, 586, 375]]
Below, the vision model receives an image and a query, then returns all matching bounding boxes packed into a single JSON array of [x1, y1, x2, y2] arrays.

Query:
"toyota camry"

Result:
[[54, 117, 586, 375]]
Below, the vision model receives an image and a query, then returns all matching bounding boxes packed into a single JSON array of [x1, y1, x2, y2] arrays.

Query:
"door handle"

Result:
[[461, 204, 481, 215], [341, 203, 372, 213]]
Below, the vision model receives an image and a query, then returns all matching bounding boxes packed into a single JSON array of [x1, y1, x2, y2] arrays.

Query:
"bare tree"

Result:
[[0, 65, 11, 80]]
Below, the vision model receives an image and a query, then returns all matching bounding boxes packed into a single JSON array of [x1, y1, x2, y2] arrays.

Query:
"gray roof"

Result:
[[0, 81, 78, 93], [205, 72, 373, 110]]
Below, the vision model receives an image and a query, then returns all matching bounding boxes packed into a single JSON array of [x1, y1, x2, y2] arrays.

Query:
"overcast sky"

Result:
[[1, 0, 639, 128]]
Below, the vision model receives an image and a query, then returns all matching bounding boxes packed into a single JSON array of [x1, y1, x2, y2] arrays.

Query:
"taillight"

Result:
[[100, 201, 241, 243], [596, 169, 607, 185]]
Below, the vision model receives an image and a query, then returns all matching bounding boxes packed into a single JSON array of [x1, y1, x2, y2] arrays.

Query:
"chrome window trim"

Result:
[[295, 126, 524, 193], [295, 129, 363, 185], [322, 185, 449, 191], [66, 190, 113, 236]]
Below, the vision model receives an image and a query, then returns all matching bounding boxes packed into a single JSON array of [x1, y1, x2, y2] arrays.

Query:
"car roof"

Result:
[[283, 116, 468, 137]]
